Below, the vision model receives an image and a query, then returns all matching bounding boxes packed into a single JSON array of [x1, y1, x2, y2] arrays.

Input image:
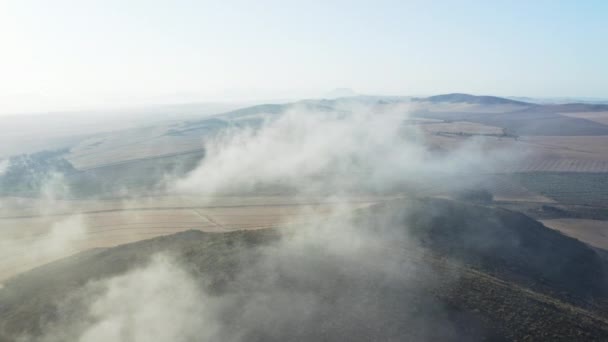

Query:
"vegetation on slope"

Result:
[[1, 199, 608, 341]]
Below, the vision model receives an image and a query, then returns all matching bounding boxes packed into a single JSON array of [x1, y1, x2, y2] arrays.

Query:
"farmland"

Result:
[[422, 132, 608, 173], [67, 125, 205, 171], [560, 112, 608, 126], [420, 121, 504, 135], [0, 195, 382, 283], [506, 173, 608, 206], [541, 218, 608, 250]]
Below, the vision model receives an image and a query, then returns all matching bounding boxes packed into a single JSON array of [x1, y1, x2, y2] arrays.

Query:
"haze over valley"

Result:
[[1, 1, 608, 341]]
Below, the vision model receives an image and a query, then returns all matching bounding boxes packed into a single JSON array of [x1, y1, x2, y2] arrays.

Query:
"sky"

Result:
[[0, 0, 607, 114]]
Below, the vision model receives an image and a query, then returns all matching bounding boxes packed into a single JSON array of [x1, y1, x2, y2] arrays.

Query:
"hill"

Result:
[[59, 93, 608, 173], [3, 93, 608, 200], [419, 93, 533, 106], [412, 94, 608, 136], [1, 198, 608, 341]]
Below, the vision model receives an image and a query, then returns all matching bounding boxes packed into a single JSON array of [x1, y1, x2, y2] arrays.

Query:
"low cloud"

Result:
[[174, 105, 516, 197]]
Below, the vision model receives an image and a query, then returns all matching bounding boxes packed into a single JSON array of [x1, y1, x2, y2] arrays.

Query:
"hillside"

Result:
[[1, 198, 608, 341], [418, 93, 533, 106], [412, 94, 608, 136]]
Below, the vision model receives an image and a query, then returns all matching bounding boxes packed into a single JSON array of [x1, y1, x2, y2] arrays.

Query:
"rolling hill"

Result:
[[2, 198, 608, 341], [417, 93, 533, 106]]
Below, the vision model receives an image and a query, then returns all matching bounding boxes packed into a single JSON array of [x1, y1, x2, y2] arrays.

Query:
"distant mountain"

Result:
[[417, 93, 533, 106], [543, 103, 608, 113], [417, 93, 608, 109]]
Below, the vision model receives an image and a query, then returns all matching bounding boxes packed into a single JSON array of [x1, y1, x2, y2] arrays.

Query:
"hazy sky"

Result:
[[1, 0, 607, 114]]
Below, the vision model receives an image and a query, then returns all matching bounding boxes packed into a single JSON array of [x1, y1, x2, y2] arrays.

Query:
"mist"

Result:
[[2, 0, 606, 338], [0, 215, 87, 284], [32, 204, 468, 342], [174, 104, 515, 197], [4, 102, 525, 342]]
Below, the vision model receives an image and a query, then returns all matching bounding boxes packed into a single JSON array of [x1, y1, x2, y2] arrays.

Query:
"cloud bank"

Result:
[[175, 105, 514, 197]]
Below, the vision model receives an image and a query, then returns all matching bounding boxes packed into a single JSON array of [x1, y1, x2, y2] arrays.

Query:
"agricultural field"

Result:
[[540, 219, 608, 250], [0, 209, 212, 283], [421, 121, 505, 135], [519, 135, 608, 162], [511, 158, 608, 173], [422, 132, 608, 173], [0, 195, 382, 283], [507, 173, 608, 207], [475, 174, 556, 203], [560, 112, 608, 126], [67, 124, 205, 170]]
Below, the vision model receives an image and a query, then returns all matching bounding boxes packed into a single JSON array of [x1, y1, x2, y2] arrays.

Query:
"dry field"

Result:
[[511, 135, 608, 172], [519, 135, 608, 160], [560, 112, 608, 126], [68, 132, 204, 170], [0, 209, 210, 283], [423, 131, 608, 173], [540, 218, 608, 250], [479, 175, 555, 203], [421, 121, 504, 135], [0, 195, 382, 283], [0, 195, 383, 217], [511, 157, 608, 173]]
